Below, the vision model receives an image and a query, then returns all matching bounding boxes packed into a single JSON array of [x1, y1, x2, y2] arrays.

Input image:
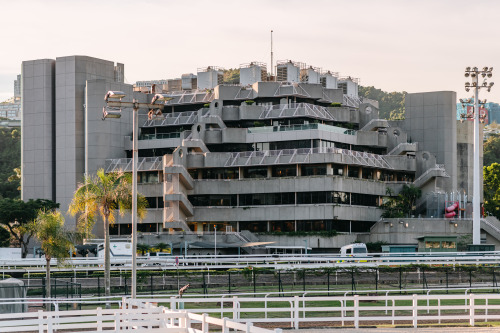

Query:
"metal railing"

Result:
[[259, 103, 335, 121], [224, 147, 392, 169], [105, 157, 162, 173], [143, 109, 209, 127]]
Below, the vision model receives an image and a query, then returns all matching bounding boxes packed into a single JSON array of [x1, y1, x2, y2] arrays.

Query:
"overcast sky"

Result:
[[1, 0, 499, 103]]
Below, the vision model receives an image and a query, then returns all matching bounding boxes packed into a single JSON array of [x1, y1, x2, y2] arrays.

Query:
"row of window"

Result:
[[188, 191, 382, 207], [188, 165, 414, 181], [109, 219, 375, 235], [139, 168, 415, 183]]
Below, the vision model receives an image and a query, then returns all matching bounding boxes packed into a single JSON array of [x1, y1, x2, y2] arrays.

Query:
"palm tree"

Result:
[[137, 243, 151, 256], [155, 242, 169, 253], [69, 169, 147, 301], [30, 210, 80, 309]]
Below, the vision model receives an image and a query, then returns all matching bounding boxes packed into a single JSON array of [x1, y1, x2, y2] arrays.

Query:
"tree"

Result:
[[223, 68, 240, 84], [0, 198, 59, 257], [30, 210, 80, 308], [137, 243, 151, 256], [358, 86, 406, 120], [68, 169, 147, 301], [0, 128, 21, 199], [483, 134, 500, 167], [155, 242, 169, 253], [381, 185, 422, 218], [483, 163, 500, 220]]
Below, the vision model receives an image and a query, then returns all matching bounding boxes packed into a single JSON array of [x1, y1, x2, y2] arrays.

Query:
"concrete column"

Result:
[[197, 222, 203, 235], [358, 167, 362, 179], [267, 221, 270, 232], [197, 170, 202, 180], [267, 166, 272, 178], [326, 164, 333, 175], [239, 167, 243, 179], [297, 165, 301, 176]]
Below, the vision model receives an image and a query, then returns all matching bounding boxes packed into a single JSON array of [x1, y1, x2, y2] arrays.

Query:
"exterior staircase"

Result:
[[481, 216, 500, 242]]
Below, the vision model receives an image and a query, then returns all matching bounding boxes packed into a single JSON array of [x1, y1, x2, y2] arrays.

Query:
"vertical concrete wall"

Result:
[[21, 59, 55, 201], [54, 56, 118, 229], [456, 120, 483, 198], [403, 91, 457, 192]]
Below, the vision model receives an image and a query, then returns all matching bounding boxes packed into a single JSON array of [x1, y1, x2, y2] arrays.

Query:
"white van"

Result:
[[340, 243, 368, 256]]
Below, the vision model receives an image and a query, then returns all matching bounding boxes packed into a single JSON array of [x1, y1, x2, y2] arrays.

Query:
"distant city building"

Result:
[[14, 74, 21, 98], [0, 98, 21, 120]]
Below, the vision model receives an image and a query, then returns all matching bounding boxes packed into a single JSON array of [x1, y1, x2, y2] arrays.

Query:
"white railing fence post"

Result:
[[469, 293, 475, 326], [412, 294, 418, 328], [202, 313, 208, 333], [46, 311, 53, 333], [114, 312, 120, 331], [233, 296, 238, 320], [354, 295, 359, 329], [170, 296, 176, 311], [97, 307, 102, 331], [293, 296, 299, 329], [246, 321, 253, 333], [223, 317, 229, 333], [38, 310, 44, 333]]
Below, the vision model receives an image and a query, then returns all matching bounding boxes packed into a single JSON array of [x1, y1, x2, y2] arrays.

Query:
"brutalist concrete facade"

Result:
[[22, 55, 465, 246], [22, 56, 124, 229]]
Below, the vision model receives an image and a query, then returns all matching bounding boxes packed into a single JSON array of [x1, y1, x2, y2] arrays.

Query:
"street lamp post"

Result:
[[103, 91, 172, 298], [462, 67, 494, 245]]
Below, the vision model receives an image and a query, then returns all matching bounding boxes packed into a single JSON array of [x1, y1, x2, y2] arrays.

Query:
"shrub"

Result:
[[245, 100, 255, 105], [330, 102, 342, 107]]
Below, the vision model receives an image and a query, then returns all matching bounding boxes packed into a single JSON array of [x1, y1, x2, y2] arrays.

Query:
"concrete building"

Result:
[[22, 55, 491, 251], [21, 56, 125, 229]]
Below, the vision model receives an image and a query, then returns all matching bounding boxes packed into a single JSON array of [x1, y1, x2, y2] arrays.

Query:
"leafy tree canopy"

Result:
[[223, 69, 240, 84], [381, 185, 422, 218], [483, 133, 500, 167], [358, 86, 406, 120], [0, 128, 21, 199], [0, 198, 59, 257], [484, 163, 500, 219]]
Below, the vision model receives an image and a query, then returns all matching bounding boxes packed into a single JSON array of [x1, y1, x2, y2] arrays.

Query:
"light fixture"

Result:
[[102, 107, 122, 120], [151, 93, 173, 104], [104, 91, 126, 101]]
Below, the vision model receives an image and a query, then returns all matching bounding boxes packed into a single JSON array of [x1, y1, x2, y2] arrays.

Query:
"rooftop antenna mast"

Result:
[[270, 30, 274, 80]]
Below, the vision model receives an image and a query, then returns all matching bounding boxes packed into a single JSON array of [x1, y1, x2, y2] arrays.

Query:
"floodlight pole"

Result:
[[472, 83, 480, 245], [132, 100, 138, 298], [463, 67, 494, 245], [104, 95, 170, 298]]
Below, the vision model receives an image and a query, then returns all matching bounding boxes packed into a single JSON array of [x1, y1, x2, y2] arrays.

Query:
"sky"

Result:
[[1, 0, 500, 103]]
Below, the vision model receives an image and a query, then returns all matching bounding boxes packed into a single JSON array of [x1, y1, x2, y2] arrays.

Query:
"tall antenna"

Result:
[[270, 30, 274, 80]]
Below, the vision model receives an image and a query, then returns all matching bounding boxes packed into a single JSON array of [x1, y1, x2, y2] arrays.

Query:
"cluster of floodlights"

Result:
[[464, 67, 494, 92], [102, 91, 172, 120], [459, 97, 488, 123]]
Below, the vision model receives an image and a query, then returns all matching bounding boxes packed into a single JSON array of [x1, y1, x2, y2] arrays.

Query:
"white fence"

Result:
[[128, 293, 500, 329], [0, 304, 281, 333], [6, 251, 500, 272]]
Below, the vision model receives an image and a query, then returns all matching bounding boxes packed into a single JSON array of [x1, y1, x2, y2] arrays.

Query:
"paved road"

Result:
[[287, 328, 499, 332]]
